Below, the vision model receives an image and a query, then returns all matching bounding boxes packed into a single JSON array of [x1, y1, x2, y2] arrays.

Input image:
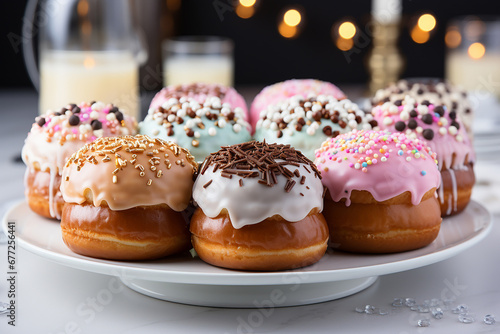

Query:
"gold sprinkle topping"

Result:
[[64, 135, 198, 184], [147, 179, 152, 186]]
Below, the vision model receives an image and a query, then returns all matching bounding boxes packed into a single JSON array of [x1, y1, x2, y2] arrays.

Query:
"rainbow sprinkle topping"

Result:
[[315, 129, 438, 173]]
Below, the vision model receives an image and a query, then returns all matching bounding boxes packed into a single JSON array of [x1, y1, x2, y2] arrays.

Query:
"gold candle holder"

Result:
[[367, 21, 405, 94]]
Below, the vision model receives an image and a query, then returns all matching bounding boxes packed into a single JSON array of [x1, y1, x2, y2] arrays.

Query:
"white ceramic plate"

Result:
[[2, 200, 491, 307]]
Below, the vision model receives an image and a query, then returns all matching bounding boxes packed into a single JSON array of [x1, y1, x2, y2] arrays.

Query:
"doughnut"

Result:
[[371, 79, 473, 134], [191, 141, 328, 271], [250, 79, 346, 131], [22, 102, 137, 219], [140, 96, 251, 162], [149, 83, 249, 120], [372, 96, 475, 216], [254, 95, 378, 160], [315, 130, 442, 253], [60, 135, 197, 260]]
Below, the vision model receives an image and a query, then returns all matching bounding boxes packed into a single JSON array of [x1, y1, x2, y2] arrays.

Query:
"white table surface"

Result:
[[1, 89, 499, 334]]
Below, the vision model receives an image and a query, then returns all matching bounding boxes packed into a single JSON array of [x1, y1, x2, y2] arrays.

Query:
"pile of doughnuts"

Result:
[[21, 79, 476, 271]]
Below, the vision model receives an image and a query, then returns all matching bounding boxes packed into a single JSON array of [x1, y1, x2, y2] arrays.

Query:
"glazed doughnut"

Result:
[[22, 102, 137, 219], [140, 96, 251, 162], [254, 94, 377, 160], [60, 135, 197, 260], [315, 130, 442, 253], [149, 82, 249, 120], [372, 96, 475, 216], [371, 79, 474, 135], [250, 79, 346, 130], [191, 141, 328, 271]]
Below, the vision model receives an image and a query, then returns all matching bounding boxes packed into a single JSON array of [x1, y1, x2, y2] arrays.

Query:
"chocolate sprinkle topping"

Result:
[[91, 119, 102, 130], [423, 128, 434, 140], [422, 113, 434, 124], [115, 111, 124, 122], [434, 105, 445, 116], [68, 114, 80, 126], [395, 121, 406, 131], [37, 117, 46, 127], [200, 141, 321, 191], [408, 119, 418, 129]]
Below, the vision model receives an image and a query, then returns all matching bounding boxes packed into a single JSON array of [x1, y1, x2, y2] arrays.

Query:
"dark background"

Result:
[[1, 0, 499, 90]]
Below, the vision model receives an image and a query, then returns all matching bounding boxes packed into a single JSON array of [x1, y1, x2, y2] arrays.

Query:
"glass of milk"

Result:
[[162, 36, 234, 87], [24, 0, 147, 119]]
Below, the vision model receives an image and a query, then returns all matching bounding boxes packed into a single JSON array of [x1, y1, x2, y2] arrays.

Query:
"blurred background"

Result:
[[1, 0, 499, 92]]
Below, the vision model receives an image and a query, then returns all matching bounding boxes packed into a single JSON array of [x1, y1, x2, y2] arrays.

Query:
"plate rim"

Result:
[[2, 200, 492, 286]]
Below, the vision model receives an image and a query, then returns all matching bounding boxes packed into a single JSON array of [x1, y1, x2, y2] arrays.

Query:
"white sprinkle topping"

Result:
[[90, 111, 100, 120], [400, 111, 410, 121], [106, 113, 116, 121], [383, 116, 393, 125]]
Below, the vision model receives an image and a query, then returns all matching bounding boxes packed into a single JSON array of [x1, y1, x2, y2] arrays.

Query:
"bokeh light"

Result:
[[278, 21, 297, 38], [468, 42, 486, 59], [336, 38, 354, 51], [236, 4, 255, 19], [411, 26, 430, 44], [239, 0, 256, 7], [445, 29, 462, 48], [417, 14, 436, 32], [283, 9, 301, 27], [338, 22, 356, 39]]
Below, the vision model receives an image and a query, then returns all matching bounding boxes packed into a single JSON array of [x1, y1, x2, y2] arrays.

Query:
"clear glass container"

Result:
[[24, 0, 147, 118], [445, 16, 500, 99], [162, 36, 234, 86]]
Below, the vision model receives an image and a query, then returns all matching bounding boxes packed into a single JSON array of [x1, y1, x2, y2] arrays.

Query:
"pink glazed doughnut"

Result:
[[250, 79, 346, 131], [149, 83, 248, 120], [372, 96, 476, 217], [22, 102, 137, 219], [315, 130, 442, 253]]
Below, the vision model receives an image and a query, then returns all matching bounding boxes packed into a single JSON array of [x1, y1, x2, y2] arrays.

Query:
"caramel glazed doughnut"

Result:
[[60, 135, 197, 260], [315, 130, 442, 253], [191, 141, 329, 271]]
